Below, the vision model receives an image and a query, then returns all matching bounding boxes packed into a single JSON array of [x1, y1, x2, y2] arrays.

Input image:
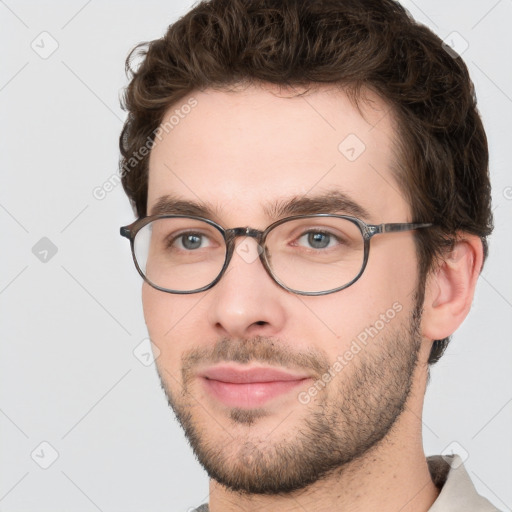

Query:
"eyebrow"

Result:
[[266, 191, 372, 221], [149, 190, 373, 223]]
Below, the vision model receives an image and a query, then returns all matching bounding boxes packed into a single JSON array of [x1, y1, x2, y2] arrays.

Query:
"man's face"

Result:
[[144, 84, 425, 494]]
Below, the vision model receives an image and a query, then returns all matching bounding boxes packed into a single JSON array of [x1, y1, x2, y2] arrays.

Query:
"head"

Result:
[[119, 0, 492, 496]]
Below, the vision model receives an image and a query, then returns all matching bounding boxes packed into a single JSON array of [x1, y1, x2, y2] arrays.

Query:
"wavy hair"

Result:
[[119, 0, 493, 364]]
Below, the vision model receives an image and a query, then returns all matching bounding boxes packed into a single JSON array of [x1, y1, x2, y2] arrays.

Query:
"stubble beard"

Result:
[[156, 302, 423, 495]]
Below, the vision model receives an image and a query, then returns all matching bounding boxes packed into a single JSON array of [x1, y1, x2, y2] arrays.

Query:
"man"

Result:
[[119, 0, 498, 510]]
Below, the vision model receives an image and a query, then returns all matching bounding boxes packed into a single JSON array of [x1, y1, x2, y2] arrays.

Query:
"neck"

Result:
[[208, 355, 439, 511]]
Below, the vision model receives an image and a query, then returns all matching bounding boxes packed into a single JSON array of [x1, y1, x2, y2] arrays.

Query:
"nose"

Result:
[[207, 237, 287, 339]]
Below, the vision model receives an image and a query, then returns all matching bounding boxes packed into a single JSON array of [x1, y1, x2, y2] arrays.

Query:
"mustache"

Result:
[[181, 336, 331, 378]]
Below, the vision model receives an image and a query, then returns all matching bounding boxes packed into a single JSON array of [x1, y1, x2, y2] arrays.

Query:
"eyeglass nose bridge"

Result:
[[226, 226, 265, 239], [221, 225, 269, 276], [224, 226, 266, 254]]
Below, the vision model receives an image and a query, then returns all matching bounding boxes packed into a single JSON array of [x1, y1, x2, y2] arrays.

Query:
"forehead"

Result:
[[147, 84, 409, 225]]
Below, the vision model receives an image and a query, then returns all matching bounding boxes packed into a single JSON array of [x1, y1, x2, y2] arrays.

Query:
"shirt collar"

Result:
[[427, 454, 499, 511]]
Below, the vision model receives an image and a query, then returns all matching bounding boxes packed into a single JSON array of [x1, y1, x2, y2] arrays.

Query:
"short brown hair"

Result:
[[119, 0, 493, 364]]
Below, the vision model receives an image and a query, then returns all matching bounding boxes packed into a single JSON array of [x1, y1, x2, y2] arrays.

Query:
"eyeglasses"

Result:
[[120, 214, 432, 296]]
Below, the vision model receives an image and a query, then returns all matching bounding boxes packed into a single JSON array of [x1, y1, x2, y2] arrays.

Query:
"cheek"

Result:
[[298, 240, 419, 356], [142, 283, 168, 339], [142, 284, 184, 367], [142, 284, 212, 375], [365, 235, 419, 295]]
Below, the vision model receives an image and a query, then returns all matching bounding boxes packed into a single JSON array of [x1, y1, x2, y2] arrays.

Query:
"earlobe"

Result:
[[421, 234, 484, 341]]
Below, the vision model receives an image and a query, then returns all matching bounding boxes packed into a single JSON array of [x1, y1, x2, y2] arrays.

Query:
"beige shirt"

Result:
[[427, 454, 500, 511], [193, 454, 501, 511]]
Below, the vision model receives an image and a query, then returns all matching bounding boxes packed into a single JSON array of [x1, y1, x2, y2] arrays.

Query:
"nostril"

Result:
[[255, 321, 266, 326]]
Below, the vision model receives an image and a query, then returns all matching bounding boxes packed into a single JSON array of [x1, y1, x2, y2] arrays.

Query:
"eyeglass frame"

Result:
[[120, 214, 433, 296]]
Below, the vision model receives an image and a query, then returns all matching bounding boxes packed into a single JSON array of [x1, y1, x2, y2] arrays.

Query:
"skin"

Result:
[[143, 83, 483, 511]]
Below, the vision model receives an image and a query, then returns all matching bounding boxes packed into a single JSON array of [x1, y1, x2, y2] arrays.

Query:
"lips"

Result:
[[199, 365, 311, 408]]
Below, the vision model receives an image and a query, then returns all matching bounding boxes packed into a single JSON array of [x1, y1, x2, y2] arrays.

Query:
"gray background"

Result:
[[1, 0, 511, 510]]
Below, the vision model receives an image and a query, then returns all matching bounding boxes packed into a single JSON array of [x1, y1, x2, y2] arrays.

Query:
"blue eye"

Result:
[[297, 231, 337, 249], [173, 232, 211, 250]]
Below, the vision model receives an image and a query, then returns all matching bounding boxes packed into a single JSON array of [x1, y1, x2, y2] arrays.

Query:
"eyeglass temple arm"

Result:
[[366, 222, 433, 238]]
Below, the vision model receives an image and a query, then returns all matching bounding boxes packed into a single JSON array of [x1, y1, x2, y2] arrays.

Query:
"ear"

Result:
[[421, 234, 484, 341]]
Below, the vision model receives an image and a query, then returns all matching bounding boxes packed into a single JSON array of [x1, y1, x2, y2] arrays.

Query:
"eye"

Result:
[[296, 230, 339, 250], [172, 232, 212, 250]]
